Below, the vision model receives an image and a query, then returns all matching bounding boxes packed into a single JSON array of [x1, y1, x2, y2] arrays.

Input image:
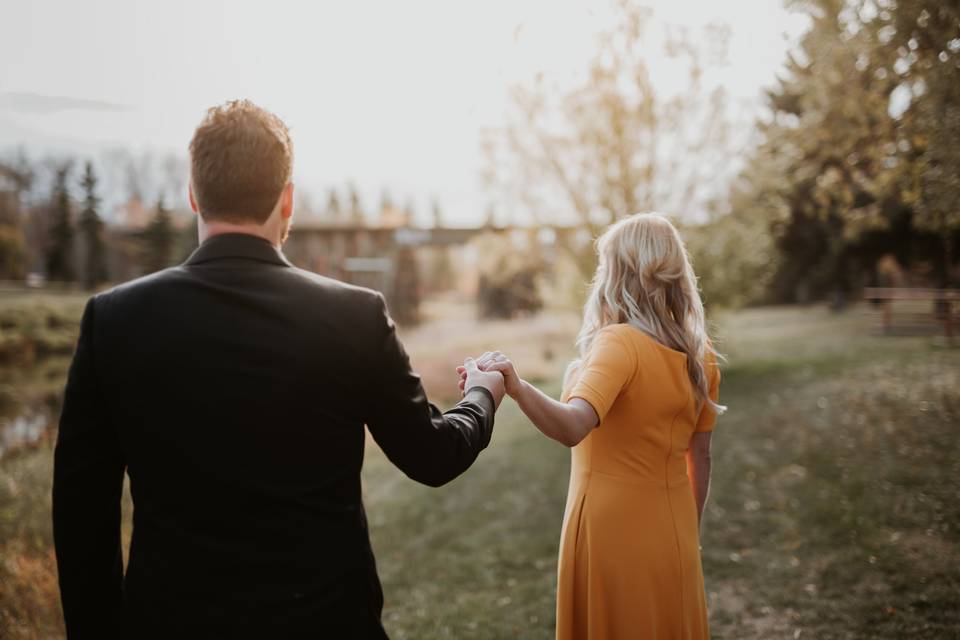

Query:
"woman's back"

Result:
[[557, 322, 720, 640], [563, 323, 720, 487]]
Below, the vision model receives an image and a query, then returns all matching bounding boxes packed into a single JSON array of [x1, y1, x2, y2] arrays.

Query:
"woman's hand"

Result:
[[456, 351, 598, 447], [477, 351, 524, 397], [456, 351, 523, 398]]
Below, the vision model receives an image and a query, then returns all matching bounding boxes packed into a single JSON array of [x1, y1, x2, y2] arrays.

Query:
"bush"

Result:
[[0, 225, 26, 280], [474, 233, 544, 319], [683, 211, 778, 309]]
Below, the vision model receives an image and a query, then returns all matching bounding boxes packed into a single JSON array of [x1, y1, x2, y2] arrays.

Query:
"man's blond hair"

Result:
[[189, 100, 293, 224]]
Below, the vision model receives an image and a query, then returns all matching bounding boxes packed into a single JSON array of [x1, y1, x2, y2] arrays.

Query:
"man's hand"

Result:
[[458, 357, 506, 408], [469, 351, 523, 398]]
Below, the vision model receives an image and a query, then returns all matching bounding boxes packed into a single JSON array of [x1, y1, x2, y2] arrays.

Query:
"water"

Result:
[[0, 411, 54, 457], [0, 358, 69, 459]]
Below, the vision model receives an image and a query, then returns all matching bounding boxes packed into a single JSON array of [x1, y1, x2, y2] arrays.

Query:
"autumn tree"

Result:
[[0, 154, 31, 279], [485, 0, 738, 279]]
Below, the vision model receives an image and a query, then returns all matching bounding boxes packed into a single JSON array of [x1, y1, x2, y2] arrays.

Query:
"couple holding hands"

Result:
[[53, 100, 721, 639]]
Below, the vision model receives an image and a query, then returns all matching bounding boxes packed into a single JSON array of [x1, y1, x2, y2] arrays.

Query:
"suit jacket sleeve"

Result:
[[52, 297, 126, 637], [364, 293, 495, 487]]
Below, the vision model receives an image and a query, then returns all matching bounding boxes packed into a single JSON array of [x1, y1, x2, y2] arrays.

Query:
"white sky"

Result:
[[0, 0, 809, 225]]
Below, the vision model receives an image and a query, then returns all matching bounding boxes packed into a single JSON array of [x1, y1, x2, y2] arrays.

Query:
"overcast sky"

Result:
[[0, 0, 809, 225]]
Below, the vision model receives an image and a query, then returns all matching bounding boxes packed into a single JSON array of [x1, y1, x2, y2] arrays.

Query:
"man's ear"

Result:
[[188, 182, 199, 214], [280, 182, 294, 220]]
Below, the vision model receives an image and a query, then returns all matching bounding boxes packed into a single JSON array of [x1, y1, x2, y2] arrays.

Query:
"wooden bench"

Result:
[[864, 287, 959, 340]]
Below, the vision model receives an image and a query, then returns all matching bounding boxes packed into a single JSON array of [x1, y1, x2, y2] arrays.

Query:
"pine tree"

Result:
[[402, 199, 415, 227], [46, 164, 75, 283], [733, 0, 960, 303], [141, 196, 175, 273], [431, 199, 444, 228], [348, 184, 365, 227], [326, 189, 342, 224], [428, 199, 454, 292], [78, 161, 108, 289], [379, 189, 394, 225]]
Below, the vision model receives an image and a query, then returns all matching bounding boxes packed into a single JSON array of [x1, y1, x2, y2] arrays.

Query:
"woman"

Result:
[[460, 213, 722, 639]]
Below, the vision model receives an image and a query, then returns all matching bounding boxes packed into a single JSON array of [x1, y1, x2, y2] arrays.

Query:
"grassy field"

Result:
[[0, 300, 957, 638], [0, 290, 88, 363]]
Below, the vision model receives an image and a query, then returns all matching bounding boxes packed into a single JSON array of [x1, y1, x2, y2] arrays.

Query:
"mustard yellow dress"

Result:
[[558, 323, 721, 640]]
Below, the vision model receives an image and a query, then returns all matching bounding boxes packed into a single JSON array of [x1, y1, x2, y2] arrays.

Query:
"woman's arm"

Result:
[[458, 352, 598, 447], [510, 379, 598, 447], [686, 431, 712, 531]]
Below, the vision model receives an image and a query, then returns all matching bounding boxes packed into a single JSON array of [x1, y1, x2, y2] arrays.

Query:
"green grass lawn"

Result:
[[0, 303, 957, 638]]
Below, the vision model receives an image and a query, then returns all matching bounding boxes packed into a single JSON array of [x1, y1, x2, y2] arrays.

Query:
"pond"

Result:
[[0, 357, 70, 459]]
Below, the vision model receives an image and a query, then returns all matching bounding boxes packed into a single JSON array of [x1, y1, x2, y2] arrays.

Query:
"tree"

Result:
[[732, 0, 960, 303], [141, 196, 176, 273], [402, 199, 415, 227], [46, 163, 75, 283], [326, 189, 342, 223], [475, 232, 544, 319], [485, 1, 738, 279], [426, 199, 455, 293], [78, 161, 108, 290], [348, 183, 365, 227], [379, 189, 402, 226], [391, 247, 421, 325], [890, 0, 960, 286], [0, 154, 31, 279]]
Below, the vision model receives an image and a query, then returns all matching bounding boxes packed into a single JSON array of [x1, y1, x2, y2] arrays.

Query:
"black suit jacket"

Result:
[[52, 233, 496, 639]]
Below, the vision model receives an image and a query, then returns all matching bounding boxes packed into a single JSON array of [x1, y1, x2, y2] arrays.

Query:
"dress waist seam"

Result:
[[574, 467, 688, 489]]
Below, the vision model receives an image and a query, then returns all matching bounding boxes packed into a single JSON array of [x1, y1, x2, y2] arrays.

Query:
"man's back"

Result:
[[53, 233, 499, 638]]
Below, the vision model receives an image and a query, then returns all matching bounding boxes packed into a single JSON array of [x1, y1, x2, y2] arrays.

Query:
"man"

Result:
[[52, 99, 505, 638]]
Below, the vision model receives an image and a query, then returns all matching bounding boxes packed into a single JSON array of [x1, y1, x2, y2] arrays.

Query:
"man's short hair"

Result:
[[189, 100, 293, 224]]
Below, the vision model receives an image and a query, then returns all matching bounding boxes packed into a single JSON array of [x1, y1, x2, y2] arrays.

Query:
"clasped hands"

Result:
[[456, 351, 522, 407]]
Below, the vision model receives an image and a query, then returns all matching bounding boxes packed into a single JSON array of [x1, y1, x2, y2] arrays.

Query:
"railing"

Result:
[[863, 287, 959, 340]]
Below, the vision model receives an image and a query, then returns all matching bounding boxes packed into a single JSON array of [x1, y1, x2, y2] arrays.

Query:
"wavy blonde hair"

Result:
[[575, 213, 723, 413]]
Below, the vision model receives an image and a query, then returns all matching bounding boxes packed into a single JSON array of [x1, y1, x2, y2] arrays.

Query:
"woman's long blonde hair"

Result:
[[575, 213, 722, 413]]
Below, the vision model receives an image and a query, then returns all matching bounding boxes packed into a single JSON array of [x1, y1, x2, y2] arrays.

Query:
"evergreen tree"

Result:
[[890, 0, 960, 286], [348, 184, 365, 227], [326, 189, 342, 223], [78, 161, 108, 290], [174, 218, 199, 264], [379, 189, 394, 225], [46, 164, 75, 283], [402, 199, 415, 227], [141, 196, 175, 273], [730, 0, 960, 303], [428, 199, 454, 292]]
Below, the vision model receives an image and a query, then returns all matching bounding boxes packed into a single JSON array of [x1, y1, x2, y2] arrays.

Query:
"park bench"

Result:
[[864, 287, 959, 340]]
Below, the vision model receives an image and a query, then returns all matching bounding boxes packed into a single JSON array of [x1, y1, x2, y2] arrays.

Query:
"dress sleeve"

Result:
[[566, 326, 636, 423], [694, 354, 722, 432]]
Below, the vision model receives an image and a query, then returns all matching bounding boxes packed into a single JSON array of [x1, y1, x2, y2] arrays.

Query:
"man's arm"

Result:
[[52, 297, 126, 637], [364, 294, 504, 487]]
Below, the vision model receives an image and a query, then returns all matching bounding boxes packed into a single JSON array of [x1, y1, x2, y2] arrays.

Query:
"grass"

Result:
[[703, 307, 959, 639], [0, 299, 957, 638], [0, 291, 88, 363]]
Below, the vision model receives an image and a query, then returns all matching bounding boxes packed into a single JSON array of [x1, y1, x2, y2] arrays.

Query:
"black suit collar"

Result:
[[184, 233, 294, 267]]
